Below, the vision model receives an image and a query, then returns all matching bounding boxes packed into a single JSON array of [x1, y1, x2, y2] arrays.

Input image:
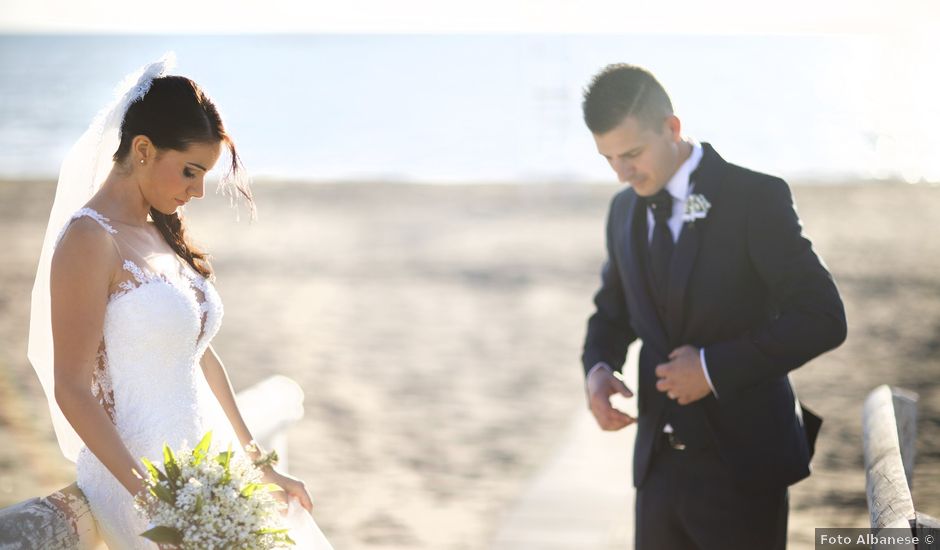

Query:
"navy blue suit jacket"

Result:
[[582, 143, 846, 492]]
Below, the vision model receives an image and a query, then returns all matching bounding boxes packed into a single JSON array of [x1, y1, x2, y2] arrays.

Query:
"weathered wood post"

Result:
[[0, 482, 102, 549], [863, 385, 939, 550]]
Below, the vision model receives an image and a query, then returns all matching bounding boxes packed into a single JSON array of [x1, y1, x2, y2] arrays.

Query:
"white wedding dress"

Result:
[[63, 208, 333, 549]]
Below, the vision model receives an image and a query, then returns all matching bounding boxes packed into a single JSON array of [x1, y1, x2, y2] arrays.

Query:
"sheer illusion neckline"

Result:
[[65, 207, 214, 341], [94, 214, 151, 228]]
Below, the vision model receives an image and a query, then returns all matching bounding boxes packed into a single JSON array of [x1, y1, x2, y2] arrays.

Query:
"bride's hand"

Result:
[[262, 467, 314, 513]]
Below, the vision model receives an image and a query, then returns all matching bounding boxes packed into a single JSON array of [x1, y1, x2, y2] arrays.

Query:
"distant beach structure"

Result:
[[0, 34, 937, 184]]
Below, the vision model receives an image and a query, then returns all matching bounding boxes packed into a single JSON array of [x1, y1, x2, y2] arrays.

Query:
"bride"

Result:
[[28, 55, 333, 549]]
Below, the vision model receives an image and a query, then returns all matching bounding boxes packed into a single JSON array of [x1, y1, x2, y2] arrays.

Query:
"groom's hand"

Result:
[[655, 345, 711, 405], [586, 365, 636, 431]]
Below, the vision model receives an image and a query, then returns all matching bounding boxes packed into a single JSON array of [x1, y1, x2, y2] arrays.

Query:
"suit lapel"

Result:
[[620, 192, 670, 357], [664, 144, 723, 346]]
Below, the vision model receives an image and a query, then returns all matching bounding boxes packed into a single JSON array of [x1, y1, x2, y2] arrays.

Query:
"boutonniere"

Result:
[[683, 193, 711, 224]]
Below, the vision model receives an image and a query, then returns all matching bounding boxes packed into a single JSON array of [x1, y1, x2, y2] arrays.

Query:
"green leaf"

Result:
[[192, 431, 213, 466], [253, 527, 290, 535], [140, 457, 167, 483], [215, 449, 232, 470], [163, 443, 181, 486], [140, 525, 183, 544], [251, 529, 295, 546], [251, 528, 296, 545], [240, 482, 259, 498], [240, 482, 282, 498], [194, 493, 203, 514], [216, 444, 233, 484], [151, 482, 175, 505]]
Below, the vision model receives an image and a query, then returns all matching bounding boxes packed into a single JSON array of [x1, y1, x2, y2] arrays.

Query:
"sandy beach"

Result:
[[0, 179, 937, 549]]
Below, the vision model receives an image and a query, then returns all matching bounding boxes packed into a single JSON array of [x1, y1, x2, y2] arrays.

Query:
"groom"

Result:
[[580, 64, 846, 549]]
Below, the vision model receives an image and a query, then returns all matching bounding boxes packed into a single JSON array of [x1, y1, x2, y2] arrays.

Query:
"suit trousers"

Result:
[[635, 440, 788, 550]]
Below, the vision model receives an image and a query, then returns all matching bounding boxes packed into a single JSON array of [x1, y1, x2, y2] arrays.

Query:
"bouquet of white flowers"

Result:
[[133, 431, 294, 549]]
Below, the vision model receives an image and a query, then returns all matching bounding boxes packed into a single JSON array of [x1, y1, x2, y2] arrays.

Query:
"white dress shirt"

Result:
[[589, 139, 720, 400]]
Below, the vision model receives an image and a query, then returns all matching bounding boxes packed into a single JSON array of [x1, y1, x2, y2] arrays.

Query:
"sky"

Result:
[[2, 0, 938, 183], [1, 0, 937, 35]]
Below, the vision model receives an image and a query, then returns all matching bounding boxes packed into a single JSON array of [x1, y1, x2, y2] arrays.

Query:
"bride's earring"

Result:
[[140, 159, 145, 164]]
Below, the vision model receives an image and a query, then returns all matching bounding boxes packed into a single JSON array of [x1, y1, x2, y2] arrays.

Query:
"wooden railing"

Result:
[[862, 385, 939, 549], [0, 375, 305, 549]]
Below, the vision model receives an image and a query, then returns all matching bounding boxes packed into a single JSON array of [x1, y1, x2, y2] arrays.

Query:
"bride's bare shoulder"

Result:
[[51, 216, 120, 284]]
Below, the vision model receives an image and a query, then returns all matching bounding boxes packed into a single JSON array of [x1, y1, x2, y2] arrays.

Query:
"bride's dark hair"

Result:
[[112, 75, 252, 277]]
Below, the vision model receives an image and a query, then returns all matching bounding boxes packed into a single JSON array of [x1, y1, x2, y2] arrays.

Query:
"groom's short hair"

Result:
[[582, 64, 674, 135]]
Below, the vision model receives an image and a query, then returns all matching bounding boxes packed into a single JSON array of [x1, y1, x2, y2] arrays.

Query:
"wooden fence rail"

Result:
[[0, 375, 305, 549], [862, 384, 939, 549]]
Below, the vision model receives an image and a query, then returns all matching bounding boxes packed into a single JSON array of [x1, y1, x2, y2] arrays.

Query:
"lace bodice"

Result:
[[63, 208, 231, 549], [59, 207, 332, 550]]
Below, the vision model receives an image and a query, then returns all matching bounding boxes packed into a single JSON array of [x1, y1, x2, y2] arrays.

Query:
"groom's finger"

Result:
[[612, 378, 634, 398], [654, 362, 672, 378], [589, 396, 634, 430], [602, 408, 635, 430], [611, 408, 636, 422]]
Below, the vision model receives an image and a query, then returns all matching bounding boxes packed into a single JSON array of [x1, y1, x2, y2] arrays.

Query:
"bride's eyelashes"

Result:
[[183, 167, 196, 178]]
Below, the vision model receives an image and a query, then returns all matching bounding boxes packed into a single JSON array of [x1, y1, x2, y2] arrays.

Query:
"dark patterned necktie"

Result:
[[646, 188, 674, 304]]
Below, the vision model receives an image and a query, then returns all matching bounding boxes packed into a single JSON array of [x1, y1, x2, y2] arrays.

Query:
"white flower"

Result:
[[134, 432, 293, 549], [683, 193, 711, 223]]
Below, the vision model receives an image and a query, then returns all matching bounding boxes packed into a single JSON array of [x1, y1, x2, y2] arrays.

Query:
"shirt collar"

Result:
[[664, 139, 703, 201]]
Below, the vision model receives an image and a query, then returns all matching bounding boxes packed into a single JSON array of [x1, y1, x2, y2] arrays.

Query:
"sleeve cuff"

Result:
[[700, 348, 719, 399], [587, 362, 613, 379]]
